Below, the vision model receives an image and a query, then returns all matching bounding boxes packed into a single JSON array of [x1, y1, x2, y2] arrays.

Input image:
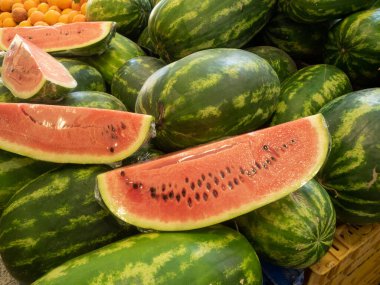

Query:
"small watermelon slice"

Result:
[[1, 35, 77, 101], [0, 21, 116, 56], [97, 114, 330, 231], [0, 103, 153, 164]]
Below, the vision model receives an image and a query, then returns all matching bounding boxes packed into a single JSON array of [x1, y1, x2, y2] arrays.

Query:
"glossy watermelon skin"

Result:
[[236, 179, 336, 268], [317, 88, 380, 224], [58, 91, 127, 111], [137, 27, 157, 56], [136, 48, 280, 152], [277, 0, 376, 23], [0, 150, 58, 215], [324, 9, 380, 88], [148, 0, 276, 62], [111, 56, 165, 111], [270, 64, 352, 125], [34, 226, 262, 285], [0, 165, 134, 283], [86, 0, 152, 40], [57, 58, 106, 93], [245, 45, 297, 82], [83, 33, 145, 85], [260, 14, 328, 61]]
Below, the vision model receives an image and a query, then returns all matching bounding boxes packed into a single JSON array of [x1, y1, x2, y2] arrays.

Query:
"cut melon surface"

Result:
[[97, 114, 330, 231]]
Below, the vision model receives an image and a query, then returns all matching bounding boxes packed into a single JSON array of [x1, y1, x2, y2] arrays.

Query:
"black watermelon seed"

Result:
[[214, 177, 219, 185], [206, 182, 211, 190], [195, 193, 200, 201], [132, 183, 139, 189], [255, 162, 261, 169], [187, 198, 192, 208], [120, 171, 125, 177], [203, 193, 208, 201], [201, 174, 206, 181], [208, 172, 212, 177], [169, 183, 172, 188], [283, 144, 288, 148], [228, 181, 234, 190], [271, 156, 276, 161], [233, 178, 239, 185], [162, 194, 168, 201], [212, 190, 218, 198], [185, 177, 189, 183], [176, 194, 181, 202], [108, 147, 114, 153], [240, 167, 245, 174], [220, 171, 225, 178], [161, 184, 166, 192], [169, 191, 174, 199], [150, 187, 156, 196], [291, 139, 296, 144], [197, 179, 202, 187], [263, 163, 268, 169], [226, 167, 231, 173], [190, 182, 195, 190], [263, 145, 269, 151], [182, 188, 186, 197], [120, 122, 126, 129]]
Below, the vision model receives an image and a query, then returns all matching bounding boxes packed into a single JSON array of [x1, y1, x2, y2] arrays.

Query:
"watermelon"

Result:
[[86, 0, 152, 40], [122, 143, 163, 166], [324, 8, 380, 88], [83, 33, 145, 85], [1, 36, 77, 102], [0, 165, 135, 283], [235, 179, 336, 268], [259, 14, 328, 61], [0, 150, 58, 215], [317, 88, 380, 224], [58, 91, 127, 111], [270, 64, 352, 125], [34, 225, 262, 285], [137, 27, 157, 56], [136, 48, 280, 152], [96, 114, 330, 231], [57, 58, 106, 93], [0, 21, 116, 56], [245, 46, 297, 82], [148, 0, 276, 62], [0, 79, 17, 103], [0, 103, 153, 164], [111, 56, 165, 111], [277, 0, 376, 23]]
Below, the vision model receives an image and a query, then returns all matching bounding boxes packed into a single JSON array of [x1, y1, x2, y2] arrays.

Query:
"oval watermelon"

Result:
[[34, 226, 262, 285], [235, 179, 336, 268], [136, 48, 280, 152]]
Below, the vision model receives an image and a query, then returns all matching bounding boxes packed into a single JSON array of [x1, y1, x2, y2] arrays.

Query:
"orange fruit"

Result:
[[66, 9, 77, 22], [23, 0, 37, 11], [0, 0, 15, 12], [57, 12, 68, 23], [37, 2, 49, 13], [3, 17, 16, 26], [12, 6, 27, 22], [29, 9, 44, 24], [27, 6, 37, 16], [0, 12, 12, 21], [19, 19, 32, 26], [48, 5, 61, 12], [11, 2, 24, 10], [56, 0, 71, 10], [80, 2, 86, 14], [33, 20, 48, 25], [43, 8, 60, 24], [71, 12, 84, 22], [71, 0, 80, 10]]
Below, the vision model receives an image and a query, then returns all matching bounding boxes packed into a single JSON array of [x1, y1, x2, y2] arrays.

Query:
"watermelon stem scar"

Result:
[[97, 114, 330, 231]]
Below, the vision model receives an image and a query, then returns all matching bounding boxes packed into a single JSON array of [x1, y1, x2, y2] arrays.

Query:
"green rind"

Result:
[[136, 48, 280, 152], [83, 33, 146, 85], [57, 58, 106, 93], [270, 64, 352, 125], [34, 226, 262, 285], [277, 0, 376, 23], [245, 45, 297, 82], [0, 165, 134, 283], [137, 27, 157, 56], [0, 79, 18, 103], [57, 91, 127, 111], [260, 14, 328, 61], [148, 0, 276, 62], [86, 0, 152, 40], [236, 179, 336, 268], [0, 149, 58, 215], [111, 56, 165, 111], [324, 8, 380, 88]]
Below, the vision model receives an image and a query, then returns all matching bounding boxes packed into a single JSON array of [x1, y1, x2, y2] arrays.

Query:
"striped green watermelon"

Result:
[[259, 14, 328, 61], [277, 0, 376, 23], [58, 91, 127, 111], [34, 225, 262, 285], [83, 33, 145, 85], [0, 165, 135, 283], [270, 64, 352, 125], [111, 56, 165, 111], [57, 58, 106, 93], [148, 0, 276, 62], [0, 79, 17, 103], [137, 27, 157, 56], [136, 48, 280, 152], [0, 150, 58, 215], [245, 46, 297, 82], [372, 0, 380, 7], [235, 179, 336, 268], [324, 8, 380, 88], [86, 0, 152, 40], [317, 88, 380, 224]]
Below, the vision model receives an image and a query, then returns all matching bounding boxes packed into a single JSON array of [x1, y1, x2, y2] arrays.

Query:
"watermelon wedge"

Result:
[[1, 35, 77, 101], [96, 114, 330, 231], [0, 103, 153, 164], [0, 21, 116, 56]]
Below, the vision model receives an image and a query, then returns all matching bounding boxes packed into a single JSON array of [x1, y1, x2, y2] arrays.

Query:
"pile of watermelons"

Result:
[[0, 0, 379, 284]]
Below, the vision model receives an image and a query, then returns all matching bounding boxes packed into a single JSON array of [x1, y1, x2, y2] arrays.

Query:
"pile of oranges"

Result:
[[0, 0, 87, 27]]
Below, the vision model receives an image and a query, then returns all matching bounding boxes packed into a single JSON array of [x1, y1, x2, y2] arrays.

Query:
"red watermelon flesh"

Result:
[[0, 103, 153, 164], [0, 21, 115, 53], [97, 114, 330, 231], [1, 35, 77, 100]]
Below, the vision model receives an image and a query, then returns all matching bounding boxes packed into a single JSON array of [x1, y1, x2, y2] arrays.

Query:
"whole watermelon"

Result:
[[148, 0, 276, 62], [136, 48, 280, 152], [235, 179, 336, 268], [317, 88, 380, 224]]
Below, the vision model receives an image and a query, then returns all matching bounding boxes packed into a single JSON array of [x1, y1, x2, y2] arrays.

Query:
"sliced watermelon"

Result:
[[97, 114, 330, 231], [1, 35, 77, 101], [0, 103, 153, 164], [0, 21, 116, 56]]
